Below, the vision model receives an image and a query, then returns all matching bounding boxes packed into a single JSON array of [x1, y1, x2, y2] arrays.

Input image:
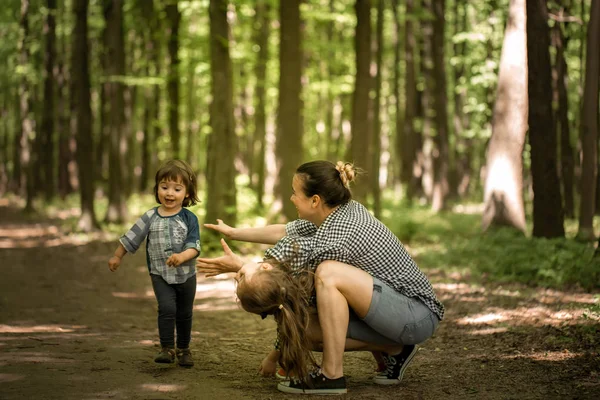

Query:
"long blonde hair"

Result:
[[236, 262, 317, 380]]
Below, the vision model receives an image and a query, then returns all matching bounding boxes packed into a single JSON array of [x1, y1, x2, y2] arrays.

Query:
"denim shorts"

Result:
[[346, 277, 440, 346]]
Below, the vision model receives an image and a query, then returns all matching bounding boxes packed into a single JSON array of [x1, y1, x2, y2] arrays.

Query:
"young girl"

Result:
[[108, 160, 201, 367]]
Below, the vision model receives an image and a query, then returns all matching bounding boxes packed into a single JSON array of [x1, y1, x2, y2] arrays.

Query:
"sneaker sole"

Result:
[[277, 382, 347, 395], [373, 346, 418, 385]]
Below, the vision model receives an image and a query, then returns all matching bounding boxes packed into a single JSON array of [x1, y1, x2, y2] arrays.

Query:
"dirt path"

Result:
[[0, 203, 598, 400]]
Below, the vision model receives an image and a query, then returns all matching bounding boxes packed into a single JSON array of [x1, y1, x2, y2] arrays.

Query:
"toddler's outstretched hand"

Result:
[[108, 256, 121, 272]]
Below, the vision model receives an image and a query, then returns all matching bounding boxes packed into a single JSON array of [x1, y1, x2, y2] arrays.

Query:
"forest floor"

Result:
[[0, 199, 599, 400]]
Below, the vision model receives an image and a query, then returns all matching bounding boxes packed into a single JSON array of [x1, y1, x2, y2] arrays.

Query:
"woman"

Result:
[[197, 161, 444, 395]]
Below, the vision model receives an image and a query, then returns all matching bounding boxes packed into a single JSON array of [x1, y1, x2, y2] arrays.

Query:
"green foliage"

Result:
[[378, 191, 599, 291]]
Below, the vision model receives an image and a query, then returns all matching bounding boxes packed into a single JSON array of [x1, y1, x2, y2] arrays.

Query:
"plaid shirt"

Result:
[[264, 200, 444, 320], [120, 207, 201, 284]]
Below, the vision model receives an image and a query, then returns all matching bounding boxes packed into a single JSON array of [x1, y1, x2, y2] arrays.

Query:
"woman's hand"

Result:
[[204, 219, 235, 240], [196, 238, 244, 277]]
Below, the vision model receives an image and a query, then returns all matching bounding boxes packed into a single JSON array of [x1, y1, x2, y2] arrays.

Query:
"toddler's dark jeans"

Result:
[[150, 274, 196, 349]]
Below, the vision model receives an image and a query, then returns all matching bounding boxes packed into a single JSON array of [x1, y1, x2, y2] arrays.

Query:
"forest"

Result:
[[0, 0, 599, 399]]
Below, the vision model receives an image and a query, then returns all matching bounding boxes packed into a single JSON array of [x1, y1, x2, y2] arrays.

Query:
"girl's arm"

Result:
[[108, 243, 127, 271], [204, 219, 286, 245], [166, 248, 199, 267]]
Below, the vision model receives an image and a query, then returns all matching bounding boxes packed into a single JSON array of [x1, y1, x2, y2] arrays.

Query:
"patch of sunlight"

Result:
[[458, 306, 592, 327], [458, 296, 488, 303], [196, 279, 237, 300], [459, 313, 507, 324], [194, 301, 240, 312], [468, 327, 509, 335], [0, 324, 85, 333], [137, 340, 154, 346], [0, 352, 75, 364], [140, 383, 187, 393], [434, 283, 486, 294], [491, 288, 522, 297], [499, 350, 579, 362], [0, 373, 25, 383], [536, 289, 598, 305], [112, 292, 152, 299], [0, 225, 59, 238]]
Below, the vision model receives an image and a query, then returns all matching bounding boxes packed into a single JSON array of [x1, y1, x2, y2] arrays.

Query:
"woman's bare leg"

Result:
[[314, 260, 385, 379]]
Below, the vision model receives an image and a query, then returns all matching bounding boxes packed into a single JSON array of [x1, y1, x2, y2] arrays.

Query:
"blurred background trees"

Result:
[[0, 0, 598, 245]]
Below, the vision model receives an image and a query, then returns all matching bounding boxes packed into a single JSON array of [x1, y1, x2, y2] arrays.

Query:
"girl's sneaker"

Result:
[[277, 369, 347, 395], [176, 348, 194, 367], [154, 347, 175, 364]]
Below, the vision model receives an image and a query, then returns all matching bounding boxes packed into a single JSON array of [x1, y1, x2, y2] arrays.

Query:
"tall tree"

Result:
[[577, 0, 600, 240], [18, 0, 35, 212], [56, 0, 74, 198], [398, 0, 421, 202], [104, 0, 127, 223], [429, 0, 450, 212], [165, 1, 181, 158], [205, 0, 237, 226], [139, 0, 159, 192], [552, 19, 575, 219], [370, 0, 384, 217], [252, 0, 270, 209], [349, 0, 371, 203], [72, 0, 98, 231], [275, 0, 303, 221], [40, 0, 57, 200], [482, 0, 527, 233], [527, 0, 564, 238]]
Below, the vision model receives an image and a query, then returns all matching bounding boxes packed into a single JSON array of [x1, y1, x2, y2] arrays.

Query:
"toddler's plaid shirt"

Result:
[[120, 207, 201, 284]]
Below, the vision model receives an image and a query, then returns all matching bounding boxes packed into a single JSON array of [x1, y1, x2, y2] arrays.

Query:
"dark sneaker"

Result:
[[277, 369, 347, 395], [373, 345, 418, 385], [176, 348, 194, 367], [154, 347, 175, 364]]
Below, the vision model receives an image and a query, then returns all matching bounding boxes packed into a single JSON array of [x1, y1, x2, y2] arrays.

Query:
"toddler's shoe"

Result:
[[176, 348, 194, 367], [154, 347, 175, 364]]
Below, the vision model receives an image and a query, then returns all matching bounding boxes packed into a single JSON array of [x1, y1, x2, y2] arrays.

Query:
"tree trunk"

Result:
[[104, 0, 127, 223], [253, 0, 270, 209], [166, 1, 181, 158], [72, 0, 98, 231], [482, 0, 527, 233], [205, 0, 237, 226], [56, 3, 73, 199], [19, 0, 35, 212], [451, 0, 471, 199], [552, 22, 575, 219], [577, 0, 600, 240], [349, 0, 371, 203], [40, 0, 57, 200], [371, 0, 384, 217], [429, 0, 450, 212], [274, 0, 303, 221], [526, 0, 564, 238]]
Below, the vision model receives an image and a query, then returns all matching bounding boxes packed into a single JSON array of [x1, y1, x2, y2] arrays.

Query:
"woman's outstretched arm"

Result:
[[204, 219, 286, 245]]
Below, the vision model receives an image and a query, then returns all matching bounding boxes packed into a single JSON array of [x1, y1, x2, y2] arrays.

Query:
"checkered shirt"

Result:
[[264, 200, 444, 320], [120, 207, 201, 284]]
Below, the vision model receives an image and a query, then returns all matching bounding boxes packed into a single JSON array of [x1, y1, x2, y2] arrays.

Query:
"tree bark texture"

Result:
[[482, 0, 528, 233]]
